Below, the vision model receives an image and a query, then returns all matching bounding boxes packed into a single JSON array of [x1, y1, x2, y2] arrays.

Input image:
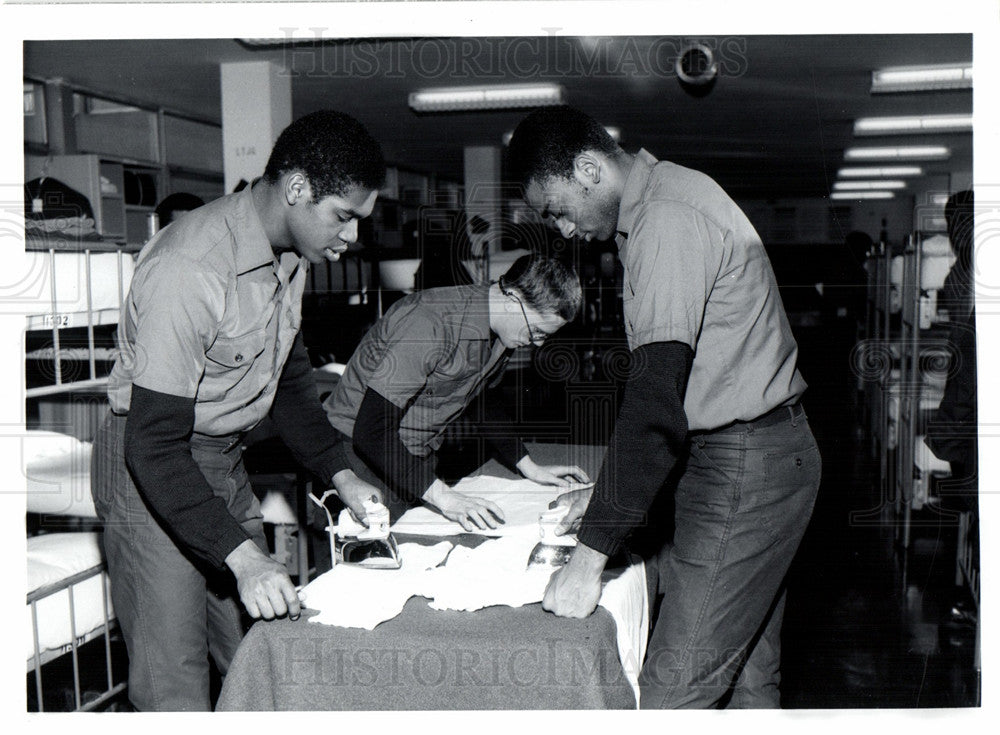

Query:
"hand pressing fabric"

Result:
[[547, 485, 595, 535], [516, 455, 591, 488], [542, 542, 607, 619], [422, 478, 506, 531], [225, 539, 301, 621]]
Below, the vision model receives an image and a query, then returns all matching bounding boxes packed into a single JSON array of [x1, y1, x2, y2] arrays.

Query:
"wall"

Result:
[[737, 196, 915, 248]]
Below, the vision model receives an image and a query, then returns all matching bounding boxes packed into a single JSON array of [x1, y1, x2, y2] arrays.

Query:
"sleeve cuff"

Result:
[[576, 525, 624, 558], [211, 523, 254, 570], [629, 325, 695, 351], [313, 440, 351, 484]]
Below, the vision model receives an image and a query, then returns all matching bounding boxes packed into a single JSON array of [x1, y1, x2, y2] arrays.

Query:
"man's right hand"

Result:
[[548, 485, 594, 535], [542, 542, 607, 618], [423, 479, 505, 531], [332, 468, 385, 524], [225, 539, 301, 621]]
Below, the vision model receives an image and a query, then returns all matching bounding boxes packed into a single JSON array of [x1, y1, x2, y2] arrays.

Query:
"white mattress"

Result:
[[26, 532, 114, 662], [24, 431, 98, 518]]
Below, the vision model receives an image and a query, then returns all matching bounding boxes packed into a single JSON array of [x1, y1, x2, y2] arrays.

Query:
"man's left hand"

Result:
[[542, 543, 607, 618], [516, 456, 591, 487]]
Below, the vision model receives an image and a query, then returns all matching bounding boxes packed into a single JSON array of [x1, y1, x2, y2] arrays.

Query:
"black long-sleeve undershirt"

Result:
[[268, 332, 350, 487], [478, 389, 530, 472], [576, 341, 693, 557], [352, 388, 439, 503], [123, 333, 350, 568], [353, 387, 530, 501], [123, 386, 251, 568]]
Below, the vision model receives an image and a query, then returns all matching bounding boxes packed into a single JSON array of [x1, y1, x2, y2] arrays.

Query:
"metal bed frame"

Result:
[[27, 563, 126, 712], [25, 235, 133, 710], [25, 238, 132, 400]]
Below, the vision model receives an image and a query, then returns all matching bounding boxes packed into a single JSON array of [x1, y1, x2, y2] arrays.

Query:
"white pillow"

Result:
[[24, 432, 97, 517], [26, 532, 105, 594], [22, 430, 88, 463]]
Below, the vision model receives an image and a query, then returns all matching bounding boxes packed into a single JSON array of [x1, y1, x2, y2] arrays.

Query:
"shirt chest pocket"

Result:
[[423, 375, 474, 410], [206, 328, 268, 371]]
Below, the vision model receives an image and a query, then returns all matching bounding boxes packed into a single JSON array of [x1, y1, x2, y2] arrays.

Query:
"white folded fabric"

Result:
[[419, 535, 552, 611], [416, 534, 647, 706], [306, 474, 650, 706], [598, 558, 649, 706], [300, 541, 452, 630], [390, 475, 565, 537]]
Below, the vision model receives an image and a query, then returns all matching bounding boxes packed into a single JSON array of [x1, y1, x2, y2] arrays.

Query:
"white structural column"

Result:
[[220, 61, 292, 195], [463, 145, 503, 280]]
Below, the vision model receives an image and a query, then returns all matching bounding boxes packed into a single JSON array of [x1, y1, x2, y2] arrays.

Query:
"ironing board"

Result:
[[217, 443, 653, 710]]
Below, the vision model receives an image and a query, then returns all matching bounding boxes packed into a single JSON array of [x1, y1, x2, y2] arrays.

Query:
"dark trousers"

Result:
[[90, 411, 267, 711], [639, 406, 821, 708]]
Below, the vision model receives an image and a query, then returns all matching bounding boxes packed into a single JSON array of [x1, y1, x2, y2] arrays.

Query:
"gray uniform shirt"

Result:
[[616, 149, 807, 431], [324, 284, 510, 457]]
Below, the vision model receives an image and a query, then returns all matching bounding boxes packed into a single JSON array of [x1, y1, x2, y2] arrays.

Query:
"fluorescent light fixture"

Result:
[[409, 84, 565, 112], [502, 125, 620, 146], [837, 166, 923, 178], [871, 64, 972, 93], [830, 191, 896, 200], [844, 146, 950, 161], [833, 180, 907, 191], [854, 114, 972, 135]]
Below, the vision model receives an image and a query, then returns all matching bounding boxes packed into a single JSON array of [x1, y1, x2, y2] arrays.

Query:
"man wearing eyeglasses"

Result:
[[322, 254, 590, 530]]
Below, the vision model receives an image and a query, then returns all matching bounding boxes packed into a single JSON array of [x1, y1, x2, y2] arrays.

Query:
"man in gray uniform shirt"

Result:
[[508, 106, 821, 708], [93, 111, 386, 711]]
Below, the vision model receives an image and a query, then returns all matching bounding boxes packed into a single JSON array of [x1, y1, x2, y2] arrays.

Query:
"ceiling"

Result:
[[24, 34, 973, 201]]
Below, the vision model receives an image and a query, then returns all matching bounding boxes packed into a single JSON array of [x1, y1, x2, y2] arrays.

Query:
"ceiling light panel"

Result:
[[830, 191, 896, 200], [844, 146, 950, 161], [409, 84, 565, 112], [833, 180, 907, 191], [854, 114, 972, 135], [871, 64, 972, 93], [837, 166, 923, 178]]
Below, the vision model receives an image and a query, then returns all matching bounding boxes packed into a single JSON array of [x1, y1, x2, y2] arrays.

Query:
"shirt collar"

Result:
[[616, 148, 659, 238], [462, 283, 494, 342], [233, 182, 281, 275]]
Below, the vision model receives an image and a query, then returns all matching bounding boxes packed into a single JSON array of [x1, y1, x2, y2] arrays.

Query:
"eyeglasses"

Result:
[[499, 280, 548, 345]]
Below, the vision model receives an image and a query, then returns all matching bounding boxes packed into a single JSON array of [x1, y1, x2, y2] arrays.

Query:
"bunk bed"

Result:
[[25, 227, 134, 711], [24, 217, 320, 710], [26, 433, 124, 712]]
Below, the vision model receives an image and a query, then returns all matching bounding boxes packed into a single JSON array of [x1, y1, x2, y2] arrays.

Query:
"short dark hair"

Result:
[[262, 110, 386, 200], [499, 254, 582, 322], [506, 106, 620, 188], [945, 189, 974, 259]]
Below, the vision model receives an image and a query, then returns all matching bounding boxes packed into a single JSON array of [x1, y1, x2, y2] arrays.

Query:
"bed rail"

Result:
[[25, 239, 133, 400], [27, 562, 126, 712]]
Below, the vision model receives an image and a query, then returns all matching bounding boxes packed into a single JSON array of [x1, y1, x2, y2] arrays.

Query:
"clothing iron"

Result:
[[526, 506, 577, 570], [310, 494, 402, 570], [335, 532, 401, 570]]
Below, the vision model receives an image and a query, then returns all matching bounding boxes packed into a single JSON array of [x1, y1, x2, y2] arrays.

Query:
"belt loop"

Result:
[[223, 434, 245, 454], [789, 405, 798, 427]]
